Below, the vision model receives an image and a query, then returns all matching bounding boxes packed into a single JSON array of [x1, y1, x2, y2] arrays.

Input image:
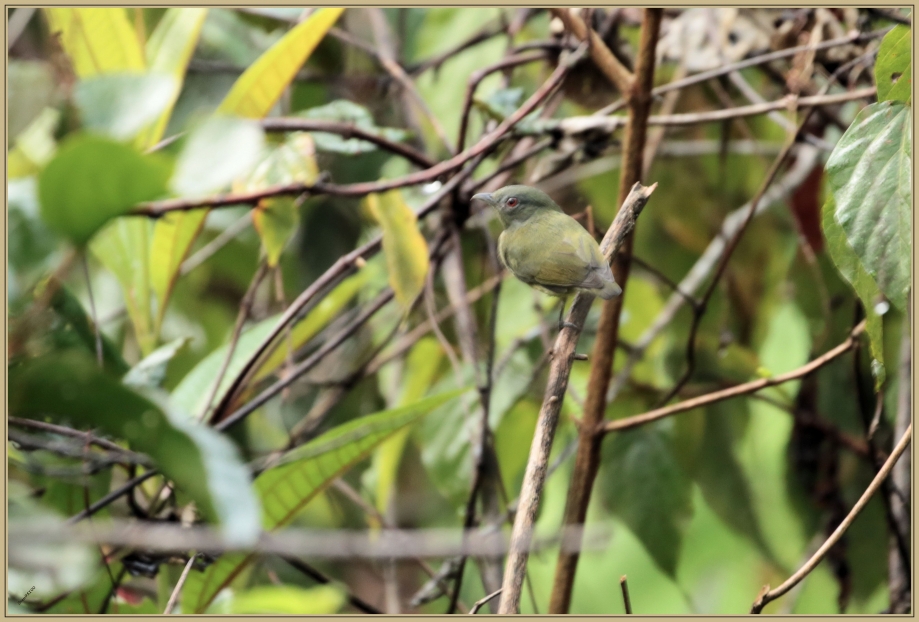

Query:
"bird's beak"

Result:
[[471, 192, 496, 207]]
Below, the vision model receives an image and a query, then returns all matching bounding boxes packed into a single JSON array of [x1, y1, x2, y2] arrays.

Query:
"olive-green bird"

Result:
[[472, 185, 622, 301]]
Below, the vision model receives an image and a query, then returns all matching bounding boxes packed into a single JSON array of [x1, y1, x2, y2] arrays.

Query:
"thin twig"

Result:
[[600, 321, 866, 434], [164, 554, 198, 614], [261, 118, 436, 169], [497, 182, 657, 614], [620, 575, 632, 614], [596, 28, 889, 116], [548, 88, 876, 136], [470, 589, 503, 614], [750, 423, 913, 613]]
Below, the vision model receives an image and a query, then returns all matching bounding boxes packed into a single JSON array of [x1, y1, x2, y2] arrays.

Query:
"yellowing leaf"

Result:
[[136, 8, 208, 148], [252, 198, 299, 267], [366, 190, 430, 310], [149, 209, 208, 332], [44, 8, 144, 77], [217, 8, 344, 118]]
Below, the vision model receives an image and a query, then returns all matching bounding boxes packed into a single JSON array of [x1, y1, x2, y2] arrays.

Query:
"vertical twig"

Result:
[[164, 555, 198, 614], [547, 9, 662, 614], [496, 182, 656, 614], [620, 575, 632, 614]]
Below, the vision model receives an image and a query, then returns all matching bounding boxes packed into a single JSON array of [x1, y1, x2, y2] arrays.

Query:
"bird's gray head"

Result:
[[471, 185, 562, 226]]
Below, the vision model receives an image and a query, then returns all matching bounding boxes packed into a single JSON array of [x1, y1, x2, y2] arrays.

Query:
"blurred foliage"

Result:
[[7, 6, 910, 616]]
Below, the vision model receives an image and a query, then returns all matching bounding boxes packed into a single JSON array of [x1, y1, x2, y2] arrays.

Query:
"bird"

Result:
[[472, 185, 621, 328]]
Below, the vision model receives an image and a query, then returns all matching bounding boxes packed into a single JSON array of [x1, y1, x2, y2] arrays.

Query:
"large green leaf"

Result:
[[875, 24, 912, 104], [181, 389, 465, 613], [43, 8, 144, 77], [123, 337, 191, 389], [90, 217, 157, 354], [822, 193, 886, 386], [9, 351, 261, 545], [600, 427, 694, 577], [74, 73, 178, 141], [366, 190, 430, 311], [217, 8, 344, 118], [138, 7, 209, 147], [37, 134, 171, 245], [171, 272, 364, 417], [825, 101, 911, 310]]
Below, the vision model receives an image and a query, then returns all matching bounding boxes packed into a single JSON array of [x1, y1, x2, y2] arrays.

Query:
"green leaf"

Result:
[[875, 24, 912, 104], [123, 337, 191, 389], [38, 134, 171, 245], [822, 193, 886, 386], [170, 116, 266, 197], [230, 585, 344, 615], [138, 7, 209, 147], [366, 190, 430, 310], [252, 197, 300, 267], [600, 427, 693, 577], [825, 101, 911, 310], [171, 272, 365, 417], [181, 389, 465, 613], [299, 100, 409, 154], [44, 8, 145, 77], [9, 350, 261, 545], [90, 217, 157, 355], [74, 73, 178, 141], [217, 8, 344, 118]]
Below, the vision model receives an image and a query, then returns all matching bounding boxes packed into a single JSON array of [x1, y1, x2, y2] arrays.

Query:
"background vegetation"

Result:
[[7, 6, 912, 615]]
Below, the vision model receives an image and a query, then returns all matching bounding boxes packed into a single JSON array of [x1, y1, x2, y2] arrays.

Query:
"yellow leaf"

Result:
[[366, 191, 430, 310], [149, 209, 208, 332], [44, 8, 145, 77], [217, 8, 344, 118], [252, 198, 300, 267]]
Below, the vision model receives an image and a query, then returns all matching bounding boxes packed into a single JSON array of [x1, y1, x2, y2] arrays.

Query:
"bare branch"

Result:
[[549, 8, 633, 93], [497, 182, 657, 614], [600, 321, 866, 435], [750, 423, 913, 613]]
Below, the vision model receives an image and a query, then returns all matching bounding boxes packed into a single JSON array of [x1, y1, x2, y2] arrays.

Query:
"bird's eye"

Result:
[[506, 197, 519, 208]]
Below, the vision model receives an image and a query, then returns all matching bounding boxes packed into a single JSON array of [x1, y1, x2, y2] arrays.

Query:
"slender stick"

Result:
[[164, 554, 198, 614], [620, 575, 632, 614], [750, 423, 913, 613], [471, 589, 503, 614], [601, 321, 865, 434], [497, 182, 657, 614], [549, 8, 633, 92]]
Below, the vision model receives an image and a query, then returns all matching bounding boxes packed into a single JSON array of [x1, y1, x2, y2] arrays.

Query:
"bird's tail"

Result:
[[597, 279, 622, 300]]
